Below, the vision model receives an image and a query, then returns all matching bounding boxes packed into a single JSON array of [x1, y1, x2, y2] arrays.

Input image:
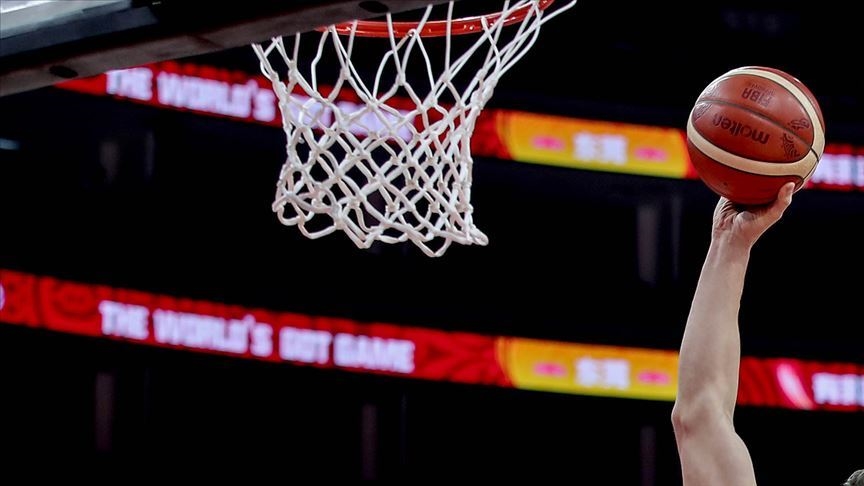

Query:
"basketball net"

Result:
[[252, 0, 576, 257]]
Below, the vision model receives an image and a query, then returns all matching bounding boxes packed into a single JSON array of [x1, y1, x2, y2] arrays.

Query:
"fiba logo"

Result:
[[0, 283, 5, 311]]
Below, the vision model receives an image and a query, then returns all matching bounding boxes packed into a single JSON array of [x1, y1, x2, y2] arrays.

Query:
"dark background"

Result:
[[0, 0, 861, 482]]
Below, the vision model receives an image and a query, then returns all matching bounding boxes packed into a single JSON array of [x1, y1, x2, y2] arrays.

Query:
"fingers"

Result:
[[779, 181, 795, 200], [715, 195, 735, 214], [770, 182, 796, 218], [779, 181, 795, 206]]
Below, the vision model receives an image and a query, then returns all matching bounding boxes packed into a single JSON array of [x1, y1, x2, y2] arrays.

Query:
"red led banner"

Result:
[[0, 269, 508, 386], [56, 62, 864, 191], [58, 62, 282, 127], [1, 269, 861, 412], [739, 358, 863, 411]]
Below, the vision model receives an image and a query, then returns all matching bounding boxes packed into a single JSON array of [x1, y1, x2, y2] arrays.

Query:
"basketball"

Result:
[[686, 66, 826, 205]]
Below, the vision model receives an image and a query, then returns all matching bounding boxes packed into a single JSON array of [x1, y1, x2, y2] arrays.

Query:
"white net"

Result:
[[252, 0, 576, 257]]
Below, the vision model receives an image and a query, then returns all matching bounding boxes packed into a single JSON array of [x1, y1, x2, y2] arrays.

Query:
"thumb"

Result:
[[772, 182, 796, 217], [780, 181, 795, 205]]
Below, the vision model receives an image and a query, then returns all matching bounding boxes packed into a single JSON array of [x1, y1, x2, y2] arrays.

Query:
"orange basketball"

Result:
[[686, 66, 826, 205]]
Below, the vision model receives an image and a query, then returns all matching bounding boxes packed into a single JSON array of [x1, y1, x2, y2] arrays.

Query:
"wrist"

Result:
[[707, 235, 753, 262]]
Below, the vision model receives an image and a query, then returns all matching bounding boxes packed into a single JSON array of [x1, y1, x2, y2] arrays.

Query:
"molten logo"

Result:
[[711, 114, 770, 144]]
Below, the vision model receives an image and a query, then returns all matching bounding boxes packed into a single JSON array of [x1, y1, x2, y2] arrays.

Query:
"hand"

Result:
[[711, 182, 796, 250]]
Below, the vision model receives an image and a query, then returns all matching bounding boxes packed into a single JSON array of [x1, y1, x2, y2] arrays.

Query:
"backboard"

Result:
[[0, 0, 455, 97]]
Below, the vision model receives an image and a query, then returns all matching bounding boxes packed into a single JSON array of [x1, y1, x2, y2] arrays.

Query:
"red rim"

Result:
[[319, 0, 555, 38]]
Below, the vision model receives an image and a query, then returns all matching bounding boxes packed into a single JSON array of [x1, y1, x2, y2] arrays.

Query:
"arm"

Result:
[[671, 182, 795, 486]]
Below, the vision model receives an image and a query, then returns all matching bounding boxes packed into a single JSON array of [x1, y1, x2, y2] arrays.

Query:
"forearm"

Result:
[[673, 187, 791, 485], [676, 238, 752, 417]]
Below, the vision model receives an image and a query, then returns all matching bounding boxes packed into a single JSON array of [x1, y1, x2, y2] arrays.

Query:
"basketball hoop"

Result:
[[252, 0, 577, 257]]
